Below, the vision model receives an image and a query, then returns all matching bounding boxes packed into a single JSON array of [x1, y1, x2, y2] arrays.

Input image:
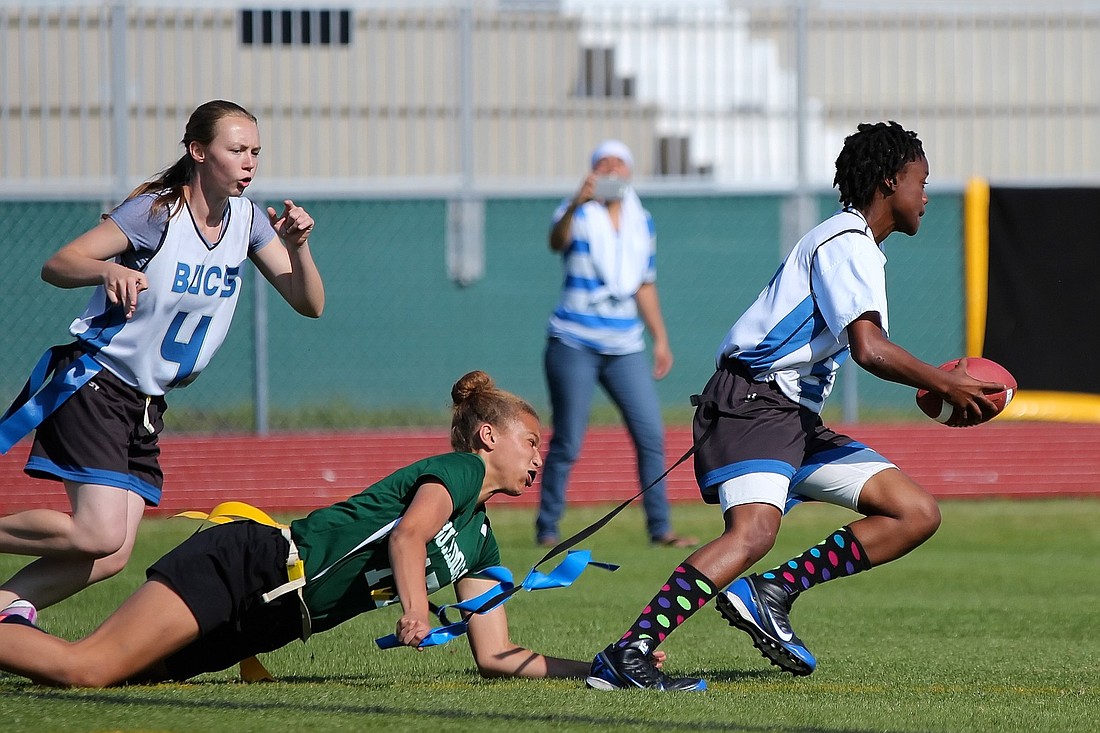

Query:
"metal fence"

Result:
[[0, 0, 1094, 429], [0, 192, 968, 432]]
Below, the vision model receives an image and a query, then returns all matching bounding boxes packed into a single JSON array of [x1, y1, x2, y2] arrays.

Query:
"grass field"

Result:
[[1, 498, 1097, 732]]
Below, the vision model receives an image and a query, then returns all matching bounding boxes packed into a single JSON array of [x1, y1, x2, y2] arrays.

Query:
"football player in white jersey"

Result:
[[0, 101, 324, 623], [586, 122, 1006, 691]]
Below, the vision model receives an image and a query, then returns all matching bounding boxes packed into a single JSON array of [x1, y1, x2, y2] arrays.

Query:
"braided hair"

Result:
[[833, 121, 924, 210]]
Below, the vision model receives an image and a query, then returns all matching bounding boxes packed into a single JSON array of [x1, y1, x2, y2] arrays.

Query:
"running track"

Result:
[[0, 423, 1097, 515]]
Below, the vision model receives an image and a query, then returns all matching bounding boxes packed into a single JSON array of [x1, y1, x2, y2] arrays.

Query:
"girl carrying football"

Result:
[[586, 122, 1006, 691]]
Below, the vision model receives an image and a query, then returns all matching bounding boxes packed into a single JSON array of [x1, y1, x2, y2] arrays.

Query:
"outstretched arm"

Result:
[[847, 314, 1003, 426], [388, 482, 454, 648], [459, 576, 591, 679], [251, 199, 325, 317]]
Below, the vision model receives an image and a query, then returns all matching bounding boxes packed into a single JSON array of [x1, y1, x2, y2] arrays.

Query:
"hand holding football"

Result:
[[915, 357, 1017, 425]]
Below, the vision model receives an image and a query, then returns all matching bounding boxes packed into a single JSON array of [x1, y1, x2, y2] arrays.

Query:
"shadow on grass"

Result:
[[1, 686, 927, 733]]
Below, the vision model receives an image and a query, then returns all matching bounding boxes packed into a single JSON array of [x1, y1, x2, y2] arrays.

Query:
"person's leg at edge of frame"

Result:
[[585, 502, 780, 691], [536, 339, 601, 545], [0, 484, 146, 614], [0, 578, 200, 687]]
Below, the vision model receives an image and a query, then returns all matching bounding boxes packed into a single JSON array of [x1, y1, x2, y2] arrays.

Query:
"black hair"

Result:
[[833, 121, 924, 209]]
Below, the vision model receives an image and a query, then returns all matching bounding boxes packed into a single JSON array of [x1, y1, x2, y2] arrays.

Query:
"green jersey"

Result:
[[290, 452, 501, 633]]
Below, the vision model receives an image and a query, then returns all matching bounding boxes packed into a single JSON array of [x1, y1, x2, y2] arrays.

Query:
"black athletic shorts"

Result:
[[27, 342, 167, 505], [147, 521, 304, 680], [691, 359, 856, 504]]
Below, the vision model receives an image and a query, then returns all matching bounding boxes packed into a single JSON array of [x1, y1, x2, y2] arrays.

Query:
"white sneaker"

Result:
[[0, 599, 38, 625]]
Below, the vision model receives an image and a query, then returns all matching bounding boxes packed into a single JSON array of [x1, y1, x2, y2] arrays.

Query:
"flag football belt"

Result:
[[374, 550, 618, 650], [376, 394, 722, 651], [0, 345, 102, 455], [175, 501, 311, 642]]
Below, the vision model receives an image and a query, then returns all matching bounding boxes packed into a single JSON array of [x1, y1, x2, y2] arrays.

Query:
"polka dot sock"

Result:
[[761, 525, 871, 598], [617, 563, 717, 649]]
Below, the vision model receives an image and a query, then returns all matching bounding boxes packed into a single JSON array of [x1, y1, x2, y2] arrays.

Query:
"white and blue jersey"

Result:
[[70, 193, 274, 396], [546, 199, 656, 355], [717, 209, 889, 413]]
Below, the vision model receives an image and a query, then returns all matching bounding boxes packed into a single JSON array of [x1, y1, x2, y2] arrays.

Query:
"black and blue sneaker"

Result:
[[716, 575, 816, 676], [586, 638, 707, 691]]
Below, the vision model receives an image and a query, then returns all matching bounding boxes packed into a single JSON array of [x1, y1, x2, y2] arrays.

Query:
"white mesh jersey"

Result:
[[69, 194, 274, 396], [716, 209, 889, 412]]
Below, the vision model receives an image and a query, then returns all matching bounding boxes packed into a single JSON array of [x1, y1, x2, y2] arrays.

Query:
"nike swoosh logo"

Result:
[[759, 597, 793, 642]]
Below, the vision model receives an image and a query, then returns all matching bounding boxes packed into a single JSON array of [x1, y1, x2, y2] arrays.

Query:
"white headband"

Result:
[[590, 139, 634, 171]]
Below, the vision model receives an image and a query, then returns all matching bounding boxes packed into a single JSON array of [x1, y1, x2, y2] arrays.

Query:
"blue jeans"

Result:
[[537, 337, 671, 542]]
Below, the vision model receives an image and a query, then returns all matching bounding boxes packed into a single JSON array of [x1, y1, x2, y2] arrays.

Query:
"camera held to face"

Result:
[[593, 176, 627, 202]]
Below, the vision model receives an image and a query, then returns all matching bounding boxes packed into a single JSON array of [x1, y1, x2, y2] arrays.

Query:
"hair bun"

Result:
[[451, 370, 495, 405]]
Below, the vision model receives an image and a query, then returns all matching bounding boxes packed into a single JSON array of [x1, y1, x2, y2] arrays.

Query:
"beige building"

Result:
[[1, 0, 1097, 198]]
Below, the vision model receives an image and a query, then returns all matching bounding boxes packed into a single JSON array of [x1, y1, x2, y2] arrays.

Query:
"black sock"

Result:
[[760, 525, 871, 597], [617, 562, 717, 648]]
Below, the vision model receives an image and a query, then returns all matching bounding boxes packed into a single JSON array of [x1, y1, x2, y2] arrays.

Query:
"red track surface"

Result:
[[0, 423, 1097, 516]]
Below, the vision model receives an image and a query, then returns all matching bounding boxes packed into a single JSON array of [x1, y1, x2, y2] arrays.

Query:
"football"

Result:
[[915, 357, 1017, 425]]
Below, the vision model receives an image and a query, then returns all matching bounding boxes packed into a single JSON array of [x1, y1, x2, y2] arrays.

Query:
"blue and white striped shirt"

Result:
[[717, 209, 889, 412], [547, 199, 657, 355]]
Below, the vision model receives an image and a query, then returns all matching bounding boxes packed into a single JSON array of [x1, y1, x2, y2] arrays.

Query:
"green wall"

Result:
[[0, 194, 964, 428]]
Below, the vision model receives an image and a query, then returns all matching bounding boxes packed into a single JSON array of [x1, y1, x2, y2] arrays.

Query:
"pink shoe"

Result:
[[0, 599, 38, 625]]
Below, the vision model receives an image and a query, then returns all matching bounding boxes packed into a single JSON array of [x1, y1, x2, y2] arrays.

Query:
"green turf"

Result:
[[1, 499, 1097, 732]]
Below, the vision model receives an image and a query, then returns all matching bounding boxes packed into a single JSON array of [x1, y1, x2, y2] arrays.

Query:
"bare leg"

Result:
[[682, 502, 782, 588], [0, 482, 135, 555], [675, 468, 938, 585], [848, 467, 942, 565], [0, 579, 199, 687], [0, 485, 145, 610], [609, 502, 781, 651]]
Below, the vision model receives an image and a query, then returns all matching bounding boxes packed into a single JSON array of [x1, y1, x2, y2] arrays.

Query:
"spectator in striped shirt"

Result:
[[536, 140, 695, 550]]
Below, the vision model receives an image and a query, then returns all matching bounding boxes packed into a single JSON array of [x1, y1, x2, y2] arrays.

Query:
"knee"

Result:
[[719, 521, 778, 566], [90, 546, 134, 580], [907, 493, 942, 542], [55, 661, 116, 688], [630, 429, 665, 458], [546, 434, 582, 464], [740, 528, 779, 564], [36, 647, 115, 688], [885, 490, 941, 545], [863, 471, 942, 543], [690, 526, 777, 587], [70, 527, 129, 562]]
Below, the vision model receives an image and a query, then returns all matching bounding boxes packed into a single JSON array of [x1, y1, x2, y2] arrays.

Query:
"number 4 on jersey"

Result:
[[161, 311, 212, 387]]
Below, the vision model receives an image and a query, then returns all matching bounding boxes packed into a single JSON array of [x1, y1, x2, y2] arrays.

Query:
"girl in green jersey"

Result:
[[0, 371, 655, 687]]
